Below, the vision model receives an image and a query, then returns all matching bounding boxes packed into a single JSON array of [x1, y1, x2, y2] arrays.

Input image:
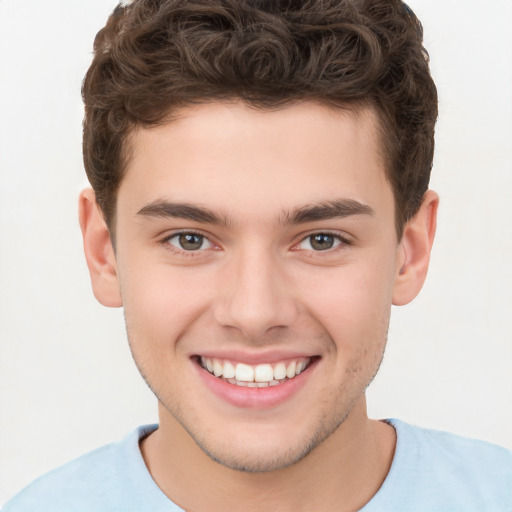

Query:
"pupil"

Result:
[[179, 234, 202, 250], [311, 234, 334, 250]]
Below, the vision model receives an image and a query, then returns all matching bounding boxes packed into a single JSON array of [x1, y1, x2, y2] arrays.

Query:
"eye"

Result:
[[298, 233, 343, 251], [167, 232, 214, 251]]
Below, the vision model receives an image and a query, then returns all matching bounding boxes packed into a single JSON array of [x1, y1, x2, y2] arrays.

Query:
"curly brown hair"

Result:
[[82, 0, 437, 236]]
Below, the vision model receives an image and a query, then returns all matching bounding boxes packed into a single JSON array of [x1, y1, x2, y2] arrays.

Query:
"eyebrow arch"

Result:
[[137, 200, 233, 228], [283, 199, 375, 225], [137, 198, 374, 228]]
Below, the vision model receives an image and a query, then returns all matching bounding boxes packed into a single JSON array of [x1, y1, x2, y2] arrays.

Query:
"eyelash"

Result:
[[298, 231, 350, 248], [161, 230, 215, 256], [160, 230, 351, 256]]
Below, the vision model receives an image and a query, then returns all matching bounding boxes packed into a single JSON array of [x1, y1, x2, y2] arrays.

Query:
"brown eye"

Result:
[[298, 233, 342, 251], [179, 234, 203, 250], [168, 233, 213, 251], [310, 234, 335, 250]]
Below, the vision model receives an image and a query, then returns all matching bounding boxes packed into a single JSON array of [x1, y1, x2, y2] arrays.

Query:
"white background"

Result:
[[1, 0, 511, 505]]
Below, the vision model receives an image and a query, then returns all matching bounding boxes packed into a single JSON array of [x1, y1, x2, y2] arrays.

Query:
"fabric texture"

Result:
[[3, 419, 512, 512]]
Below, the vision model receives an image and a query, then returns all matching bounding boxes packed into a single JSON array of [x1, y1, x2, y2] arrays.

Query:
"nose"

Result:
[[213, 247, 298, 339]]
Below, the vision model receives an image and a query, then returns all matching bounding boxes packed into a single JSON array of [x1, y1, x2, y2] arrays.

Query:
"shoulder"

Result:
[[375, 419, 512, 511], [2, 425, 161, 512], [394, 419, 512, 476], [2, 443, 119, 512]]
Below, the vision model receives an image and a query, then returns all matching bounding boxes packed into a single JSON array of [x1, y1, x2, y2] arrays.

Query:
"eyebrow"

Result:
[[137, 201, 233, 228], [282, 199, 375, 225], [137, 198, 374, 227]]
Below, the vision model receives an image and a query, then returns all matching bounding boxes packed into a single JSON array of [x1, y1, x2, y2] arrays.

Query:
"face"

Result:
[[113, 102, 402, 472]]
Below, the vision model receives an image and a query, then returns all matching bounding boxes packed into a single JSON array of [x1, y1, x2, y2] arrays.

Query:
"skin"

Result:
[[79, 101, 438, 511]]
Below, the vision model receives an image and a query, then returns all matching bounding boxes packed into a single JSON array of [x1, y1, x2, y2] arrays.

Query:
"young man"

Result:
[[4, 0, 511, 510]]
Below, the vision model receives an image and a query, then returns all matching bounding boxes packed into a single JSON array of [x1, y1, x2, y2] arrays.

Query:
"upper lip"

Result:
[[191, 350, 319, 365]]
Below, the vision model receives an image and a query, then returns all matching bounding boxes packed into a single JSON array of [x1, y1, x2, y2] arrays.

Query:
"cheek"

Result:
[[297, 259, 395, 349], [120, 268, 209, 395], [119, 261, 211, 352]]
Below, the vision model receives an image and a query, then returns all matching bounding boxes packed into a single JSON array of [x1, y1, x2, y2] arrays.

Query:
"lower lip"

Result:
[[195, 359, 318, 409]]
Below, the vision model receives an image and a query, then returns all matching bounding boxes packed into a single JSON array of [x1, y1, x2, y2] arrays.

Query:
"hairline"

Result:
[[103, 97, 404, 244]]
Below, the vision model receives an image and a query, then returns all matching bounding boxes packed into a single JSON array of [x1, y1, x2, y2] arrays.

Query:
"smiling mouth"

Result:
[[198, 356, 315, 388]]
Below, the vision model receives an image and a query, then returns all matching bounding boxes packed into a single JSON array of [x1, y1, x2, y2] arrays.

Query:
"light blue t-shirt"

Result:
[[3, 419, 512, 511]]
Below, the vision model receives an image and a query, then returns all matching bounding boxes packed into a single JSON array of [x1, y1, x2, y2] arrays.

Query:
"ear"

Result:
[[392, 190, 439, 306], [78, 188, 122, 307]]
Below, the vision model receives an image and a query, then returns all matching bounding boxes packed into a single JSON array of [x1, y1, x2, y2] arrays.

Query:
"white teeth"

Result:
[[213, 359, 223, 377], [286, 361, 296, 378], [254, 364, 274, 382], [201, 356, 312, 386], [223, 361, 236, 379], [273, 362, 287, 380], [235, 363, 255, 382]]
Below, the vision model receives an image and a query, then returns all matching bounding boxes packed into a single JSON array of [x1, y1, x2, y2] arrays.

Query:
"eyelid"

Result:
[[158, 228, 351, 256], [294, 230, 352, 251], [161, 229, 218, 253]]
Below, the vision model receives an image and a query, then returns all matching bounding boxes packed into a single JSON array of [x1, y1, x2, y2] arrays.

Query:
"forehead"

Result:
[[118, 101, 393, 225]]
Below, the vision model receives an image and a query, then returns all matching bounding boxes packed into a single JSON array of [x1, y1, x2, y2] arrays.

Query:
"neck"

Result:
[[141, 398, 396, 512]]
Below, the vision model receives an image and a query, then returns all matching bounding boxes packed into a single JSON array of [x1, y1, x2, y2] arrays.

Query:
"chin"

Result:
[[197, 438, 315, 473], [187, 416, 338, 473]]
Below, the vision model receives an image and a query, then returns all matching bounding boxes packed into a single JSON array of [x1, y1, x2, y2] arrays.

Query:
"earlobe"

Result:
[[392, 190, 439, 306], [78, 188, 122, 308]]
